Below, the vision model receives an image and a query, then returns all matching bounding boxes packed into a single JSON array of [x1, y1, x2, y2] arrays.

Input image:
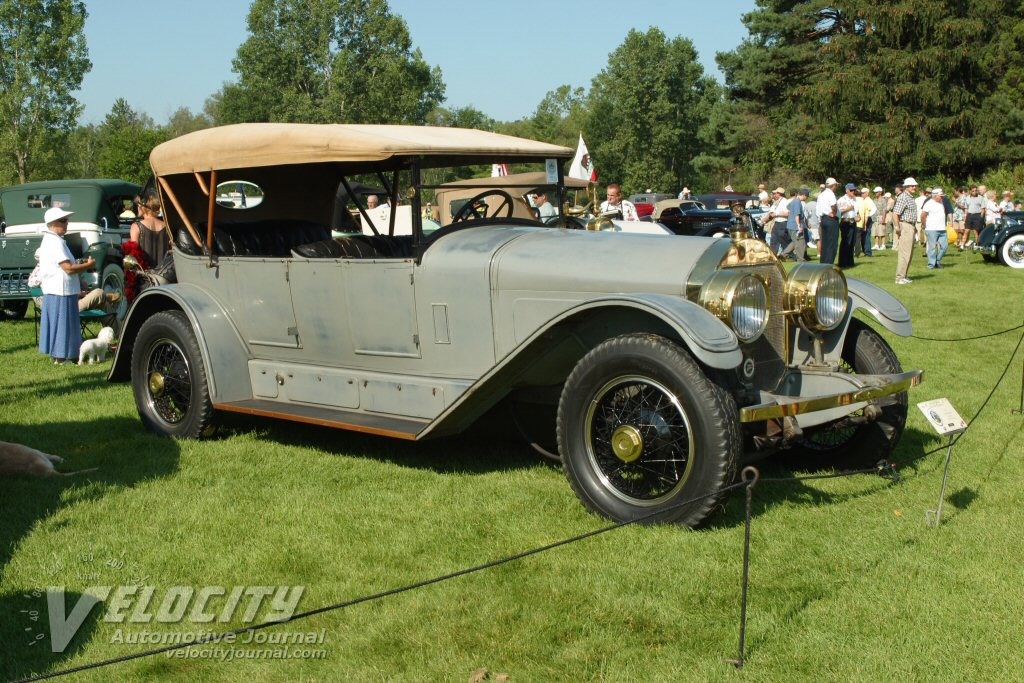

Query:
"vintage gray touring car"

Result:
[[108, 123, 922, 526]]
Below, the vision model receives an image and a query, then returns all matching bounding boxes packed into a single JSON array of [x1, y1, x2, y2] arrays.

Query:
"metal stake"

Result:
[[724, 466, 759, 669], [926, 435, 956, 527], [1013, 349, 1023, 415]]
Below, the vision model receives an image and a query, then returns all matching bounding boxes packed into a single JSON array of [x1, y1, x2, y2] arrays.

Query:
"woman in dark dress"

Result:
[[129, 191, 169, 268]]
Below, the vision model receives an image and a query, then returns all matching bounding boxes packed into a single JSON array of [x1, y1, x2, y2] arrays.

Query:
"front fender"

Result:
[[846, 277, 912, 336], [107, 284, 253, 403], [541, 294, 742, 369], [419, 294, 741, 439]]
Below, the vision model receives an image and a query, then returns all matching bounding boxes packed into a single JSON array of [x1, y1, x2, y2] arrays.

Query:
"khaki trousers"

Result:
[[895, 220, 916, 280]]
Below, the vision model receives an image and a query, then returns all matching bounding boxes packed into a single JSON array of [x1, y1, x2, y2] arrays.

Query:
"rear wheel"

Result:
[[557, 334, 741, 527], [131, 310, 214, 438], [789, 319, 908, 467], [1001, 234, 1024, 268], [100, 263, 125, 326]]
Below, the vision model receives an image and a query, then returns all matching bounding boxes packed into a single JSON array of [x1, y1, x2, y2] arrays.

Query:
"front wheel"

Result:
[[1001, 234, 1024, 268], [131, 310, 214, 438], [789, 319, 908, 467], [557, 334, 741, 527]]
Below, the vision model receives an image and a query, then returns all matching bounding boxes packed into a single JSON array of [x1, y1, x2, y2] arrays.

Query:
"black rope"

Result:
[[13, 330, 1022, 681], [917, 326, 1024, 459], [757, 461, 897, 483], [11, 481, 750, 683], [911, 321, 1024, 342]]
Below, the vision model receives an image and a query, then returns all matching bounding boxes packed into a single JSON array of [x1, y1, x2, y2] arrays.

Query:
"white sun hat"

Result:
[[43, 207, 74, 224]]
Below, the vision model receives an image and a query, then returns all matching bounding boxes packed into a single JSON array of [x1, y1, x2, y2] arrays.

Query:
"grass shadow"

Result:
[[0, 417, 180, 681], [0, 588, 104, 682], [212, 405, 545, 477]]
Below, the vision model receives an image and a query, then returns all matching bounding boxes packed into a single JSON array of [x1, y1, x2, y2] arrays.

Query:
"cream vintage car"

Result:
[[108, 123, 921, 527]]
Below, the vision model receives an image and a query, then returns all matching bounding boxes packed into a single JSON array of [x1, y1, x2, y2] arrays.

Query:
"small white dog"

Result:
[[78, 326, 116, 365], [0, 441, 97, 477]]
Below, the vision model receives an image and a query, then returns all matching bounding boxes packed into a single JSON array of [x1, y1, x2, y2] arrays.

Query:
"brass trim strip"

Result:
[[214, 402, 422, 440], [738, 370, 923, 422]]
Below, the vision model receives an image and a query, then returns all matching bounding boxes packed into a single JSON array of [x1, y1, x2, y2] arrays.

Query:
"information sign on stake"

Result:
[[917, 398, 966, 527]]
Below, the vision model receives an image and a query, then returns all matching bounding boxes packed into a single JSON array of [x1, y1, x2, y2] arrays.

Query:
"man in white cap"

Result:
[[815, 177, 839, 264], [766, 187, 791, 253], [920, 187, 950, 269], [37, 207, 95, 363], [836, 183, 859, 268], [892, 177, 919, 284], [915, 187, 932, 247]]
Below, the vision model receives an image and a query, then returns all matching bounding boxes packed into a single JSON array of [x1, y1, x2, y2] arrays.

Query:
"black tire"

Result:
[[131, 310, 214, 438], [1001, 234, 1024, 268], [789, 319, 908, 467], [0, 299, 29, 320], [100, 263, 125, 326], [557, 334, 741, 527]]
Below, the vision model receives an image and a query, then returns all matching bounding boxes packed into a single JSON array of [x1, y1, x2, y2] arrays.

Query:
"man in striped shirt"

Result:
[[893, 177, 919, 284]]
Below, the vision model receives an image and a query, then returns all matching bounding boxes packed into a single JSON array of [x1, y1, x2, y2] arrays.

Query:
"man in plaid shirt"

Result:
[[893, 177, 919, 284]]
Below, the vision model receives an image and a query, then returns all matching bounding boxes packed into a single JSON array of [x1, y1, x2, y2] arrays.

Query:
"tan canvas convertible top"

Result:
[[151, 123, 574, 175]]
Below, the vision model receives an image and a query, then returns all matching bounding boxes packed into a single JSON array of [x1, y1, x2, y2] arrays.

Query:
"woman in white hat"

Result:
[[37, 207, 95, 364]]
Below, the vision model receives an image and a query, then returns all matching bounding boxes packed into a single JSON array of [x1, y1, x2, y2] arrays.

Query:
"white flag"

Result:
[[568, 134, 596, 182], [491, 163, 508, 177]]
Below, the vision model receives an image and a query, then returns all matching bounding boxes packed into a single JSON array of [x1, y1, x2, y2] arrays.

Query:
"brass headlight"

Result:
[[699, 271, 770, 342], [785, 263, 848, 331]]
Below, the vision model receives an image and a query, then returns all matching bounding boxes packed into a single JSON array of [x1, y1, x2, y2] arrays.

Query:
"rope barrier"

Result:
[[11, 325, 1023, 681], [10, 481, 749, 683], [916, 326, 1024, 459], [910, 321, 1024, 342]]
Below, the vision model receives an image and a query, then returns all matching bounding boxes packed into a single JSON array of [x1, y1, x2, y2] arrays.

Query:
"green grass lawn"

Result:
[[1, 246, 1022, 682]]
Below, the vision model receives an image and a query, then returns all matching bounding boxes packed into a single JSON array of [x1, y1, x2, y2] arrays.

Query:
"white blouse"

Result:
[[38, 230, 80, 296]]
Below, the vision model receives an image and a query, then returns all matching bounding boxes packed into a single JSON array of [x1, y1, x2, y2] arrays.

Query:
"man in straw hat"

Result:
[[892, 177, 919, 284]]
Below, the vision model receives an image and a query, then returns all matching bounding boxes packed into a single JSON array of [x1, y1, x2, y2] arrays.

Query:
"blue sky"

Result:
[[77, 0, 756, 125]]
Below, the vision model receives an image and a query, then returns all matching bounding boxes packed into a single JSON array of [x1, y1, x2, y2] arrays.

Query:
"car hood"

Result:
[[423, 225, 718, 295]]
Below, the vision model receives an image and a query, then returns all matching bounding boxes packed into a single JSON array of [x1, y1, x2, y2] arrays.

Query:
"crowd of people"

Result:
[[742, 179, 1018, 284]]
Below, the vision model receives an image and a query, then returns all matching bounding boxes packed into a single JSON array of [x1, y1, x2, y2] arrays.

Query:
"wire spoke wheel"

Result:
[[585, 376, 693, 505], [131, 310, 213, 438], [799, 357, 861, 451], [789, 319, 908, 467], [558, 334, 740, 527], [145, 338, 192, 425]]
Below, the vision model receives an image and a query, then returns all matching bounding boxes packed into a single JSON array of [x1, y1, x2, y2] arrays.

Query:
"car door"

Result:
[[344, 259, 420, 358]]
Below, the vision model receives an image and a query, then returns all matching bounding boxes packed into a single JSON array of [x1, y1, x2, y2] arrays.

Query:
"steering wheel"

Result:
[[451, 189, 515, 222]]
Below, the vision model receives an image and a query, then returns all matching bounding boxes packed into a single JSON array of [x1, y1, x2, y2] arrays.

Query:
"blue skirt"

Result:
[[39, 294, 82, 360]]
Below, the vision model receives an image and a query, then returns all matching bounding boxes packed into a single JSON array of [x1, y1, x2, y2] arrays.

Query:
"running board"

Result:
[[214, 399, 428, 440]]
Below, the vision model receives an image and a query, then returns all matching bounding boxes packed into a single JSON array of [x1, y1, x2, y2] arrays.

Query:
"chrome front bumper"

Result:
[[739, 370, 923, 423]]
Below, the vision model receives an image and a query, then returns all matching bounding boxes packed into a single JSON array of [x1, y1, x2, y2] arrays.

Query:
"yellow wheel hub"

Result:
[[148, 371, 165, 397], [611, 425, 644, 463]]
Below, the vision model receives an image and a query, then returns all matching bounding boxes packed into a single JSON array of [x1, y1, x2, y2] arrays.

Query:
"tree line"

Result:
[[4, 0, 1024, 195]]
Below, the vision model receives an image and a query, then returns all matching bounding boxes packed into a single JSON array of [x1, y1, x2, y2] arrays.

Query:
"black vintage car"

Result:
[[974, 211, 1024, 269], [655, 194, 767, 239]]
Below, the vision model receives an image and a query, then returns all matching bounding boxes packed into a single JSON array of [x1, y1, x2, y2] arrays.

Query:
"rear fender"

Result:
[[107, 284, 252, 403]]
